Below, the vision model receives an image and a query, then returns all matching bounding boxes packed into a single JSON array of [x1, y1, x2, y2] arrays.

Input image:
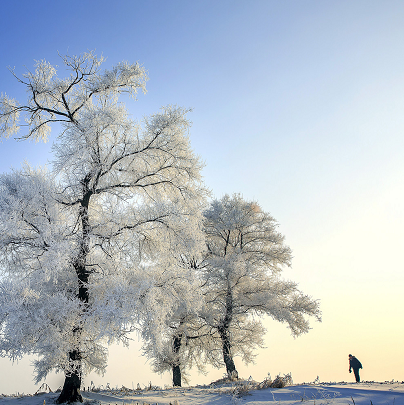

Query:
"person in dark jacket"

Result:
[[349, 354, 362, 382]]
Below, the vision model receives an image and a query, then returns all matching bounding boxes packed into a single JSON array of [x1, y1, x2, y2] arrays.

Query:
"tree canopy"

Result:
[[142, 194, 321, 385], [0, 52, 206, 402]]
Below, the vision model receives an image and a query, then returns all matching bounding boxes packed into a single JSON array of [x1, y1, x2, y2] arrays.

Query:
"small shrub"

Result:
[[259, 373, 293, 389], [232, 384, 251, 398], [257, 374, 272, 390], [34, 383, 53, 395]]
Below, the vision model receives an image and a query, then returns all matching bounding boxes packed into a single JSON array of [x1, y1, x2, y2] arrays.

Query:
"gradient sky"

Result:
[[0, 0, 403, 394]]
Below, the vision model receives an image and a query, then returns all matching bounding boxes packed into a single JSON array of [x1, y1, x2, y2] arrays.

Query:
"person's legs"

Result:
[[353, 368, 360, 382]]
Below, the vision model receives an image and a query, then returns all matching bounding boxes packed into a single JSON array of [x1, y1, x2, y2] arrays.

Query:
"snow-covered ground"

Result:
[[1, 382, 403, 405]]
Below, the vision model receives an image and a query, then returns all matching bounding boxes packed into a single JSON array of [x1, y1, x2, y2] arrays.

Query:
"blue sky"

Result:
[[1, 0, 404, 392]]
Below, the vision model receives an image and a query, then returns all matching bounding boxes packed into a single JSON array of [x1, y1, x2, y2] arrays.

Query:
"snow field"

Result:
[[1, 382, 403, 405]]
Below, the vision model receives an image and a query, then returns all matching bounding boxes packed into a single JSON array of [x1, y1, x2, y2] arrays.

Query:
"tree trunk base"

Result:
[[173, 364, 182, 387], [56, 374, 83, 403], [220, 331, 238, 380]]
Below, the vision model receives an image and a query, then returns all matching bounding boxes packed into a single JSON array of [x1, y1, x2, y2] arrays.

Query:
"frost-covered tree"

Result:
[[143, 194, 321, 382], [0, 52, 206, 403], [140, 254, 215, 387], [140, 266, 204, 387], [199, 194, 321, 377]]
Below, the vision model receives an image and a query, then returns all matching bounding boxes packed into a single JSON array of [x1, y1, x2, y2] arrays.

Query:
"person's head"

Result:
[[349, 354, 353, 358]]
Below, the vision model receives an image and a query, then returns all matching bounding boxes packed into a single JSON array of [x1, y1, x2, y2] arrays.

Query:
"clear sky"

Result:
[[0, 0, 403, 394]]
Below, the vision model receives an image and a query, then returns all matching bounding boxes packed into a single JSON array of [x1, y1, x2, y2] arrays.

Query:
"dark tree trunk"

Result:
[[56, 372, 82, 403], [57, 187, 92, 403], [56, 350, 83, 403], [172, 364, 182, 387], [218, 280, 238, 379], [172, 334, 182, 387], [219, 328, 238, 378]]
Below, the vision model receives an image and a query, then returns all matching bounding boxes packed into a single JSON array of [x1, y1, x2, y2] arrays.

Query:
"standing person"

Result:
[[349, 354, 362, 382]]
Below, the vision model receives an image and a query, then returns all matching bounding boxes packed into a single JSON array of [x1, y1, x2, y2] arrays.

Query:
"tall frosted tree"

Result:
[[0, 53, 206, 402], [142, 194, 321, 383], [200, 194, 321, 377]]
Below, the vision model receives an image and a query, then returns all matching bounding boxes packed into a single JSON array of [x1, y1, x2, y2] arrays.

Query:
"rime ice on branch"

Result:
[[0, 52, 207, 403]]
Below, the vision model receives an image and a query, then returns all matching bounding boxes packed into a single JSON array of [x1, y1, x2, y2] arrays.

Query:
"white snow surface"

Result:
[[1, 382, 403, 405]]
